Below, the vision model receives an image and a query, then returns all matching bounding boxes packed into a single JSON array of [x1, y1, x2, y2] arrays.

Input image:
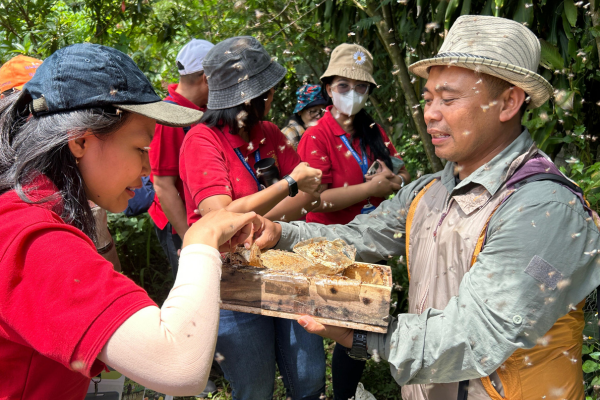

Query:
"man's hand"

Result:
[[298, 316, 354, 348], [253, 216, 283, 249]]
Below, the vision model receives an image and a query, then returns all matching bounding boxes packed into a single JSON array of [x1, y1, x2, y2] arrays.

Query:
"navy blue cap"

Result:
[[21, 43, 202, 127]]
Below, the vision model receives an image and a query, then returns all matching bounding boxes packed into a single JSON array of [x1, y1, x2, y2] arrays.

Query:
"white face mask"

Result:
[[331, 90, 367, 116]]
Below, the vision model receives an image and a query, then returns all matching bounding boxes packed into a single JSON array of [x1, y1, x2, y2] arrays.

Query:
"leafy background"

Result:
[[2, 0, 600, 398]]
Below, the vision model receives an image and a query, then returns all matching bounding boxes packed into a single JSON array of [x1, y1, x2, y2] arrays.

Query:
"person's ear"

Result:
[[201, 73, 208, 85], [498, 86, 525, 122], [326, 84, 332, 98], [67, 131, 90, 159]]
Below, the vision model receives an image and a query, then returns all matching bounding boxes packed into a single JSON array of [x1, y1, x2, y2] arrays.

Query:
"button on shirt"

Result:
[[148, 84, 204, 231], [179, 121, 302, 226], [275, 130, 600, 386], [298, 106, 401, 225]]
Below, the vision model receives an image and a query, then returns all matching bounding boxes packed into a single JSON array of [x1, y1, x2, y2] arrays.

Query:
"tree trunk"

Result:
[[369, 95, 393, 133], [353, 0, 444, 172]]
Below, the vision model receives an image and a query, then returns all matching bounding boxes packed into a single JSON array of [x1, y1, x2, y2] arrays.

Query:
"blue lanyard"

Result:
[[233, 148, 262, 191], [340, 135, 368, 176]]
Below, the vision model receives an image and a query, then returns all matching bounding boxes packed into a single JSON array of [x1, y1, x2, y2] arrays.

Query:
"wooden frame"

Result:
[[220, 262, 392, 333]]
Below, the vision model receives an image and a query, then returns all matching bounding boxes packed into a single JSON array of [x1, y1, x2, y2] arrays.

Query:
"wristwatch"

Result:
[[346, 330, 371, 361], [283, 175, 298, 197]]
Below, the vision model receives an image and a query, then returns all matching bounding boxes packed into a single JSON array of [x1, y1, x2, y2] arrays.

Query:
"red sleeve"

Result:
[[378, 125, 402, 159], [297, 127, 333, 184], [149, 123, 185, 176], [263, 122, 301, 177], [0, 223, 155, 378], [180, 127, 231, 208]]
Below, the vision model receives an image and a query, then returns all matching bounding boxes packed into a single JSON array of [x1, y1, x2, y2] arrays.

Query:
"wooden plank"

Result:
[[220, 262, 392, 333], [220, 303, 389, 334]]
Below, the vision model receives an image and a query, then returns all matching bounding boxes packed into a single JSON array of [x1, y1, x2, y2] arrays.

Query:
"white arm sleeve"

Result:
[[98, 244, 221, 395]]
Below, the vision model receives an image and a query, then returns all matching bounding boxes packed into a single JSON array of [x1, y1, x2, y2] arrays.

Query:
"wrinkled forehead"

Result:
[[423, 66, 480, 92]]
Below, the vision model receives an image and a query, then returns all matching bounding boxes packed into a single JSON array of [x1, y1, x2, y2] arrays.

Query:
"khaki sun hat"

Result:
[[408, 15, 553, 109], [321, 43, 376, 85]]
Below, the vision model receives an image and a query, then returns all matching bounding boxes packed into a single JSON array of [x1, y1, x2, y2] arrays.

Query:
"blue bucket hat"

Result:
[[293, 84, 327, 114], [20, 43, 203, 127]]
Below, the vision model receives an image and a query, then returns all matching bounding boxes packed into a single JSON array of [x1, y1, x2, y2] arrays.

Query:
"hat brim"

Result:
[[115, 101, 203, 127], [207, 61, 287, 110], [320, 67, 376, 85], [408, 56, 552, 109]]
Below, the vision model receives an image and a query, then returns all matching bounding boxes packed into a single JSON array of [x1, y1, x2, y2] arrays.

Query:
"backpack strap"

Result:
[[405, 179, 438, 281], [512, 173, 583, 194]]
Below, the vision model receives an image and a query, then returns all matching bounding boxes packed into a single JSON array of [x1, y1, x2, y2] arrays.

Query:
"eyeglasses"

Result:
[[331, 82, 370, 95], [307, 108, 323, 118]]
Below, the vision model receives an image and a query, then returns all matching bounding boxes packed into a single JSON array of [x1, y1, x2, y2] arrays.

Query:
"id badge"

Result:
[[361, 201, 376, 214]]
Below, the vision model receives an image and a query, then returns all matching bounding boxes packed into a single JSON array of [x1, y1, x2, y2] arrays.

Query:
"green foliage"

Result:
[[108, 212, 174, 303]]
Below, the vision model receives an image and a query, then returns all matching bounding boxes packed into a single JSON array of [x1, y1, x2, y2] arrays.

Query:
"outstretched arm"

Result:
[[304, 182, 600, 386], [99, 210, 260, 395], [255, 175, 435, 262]]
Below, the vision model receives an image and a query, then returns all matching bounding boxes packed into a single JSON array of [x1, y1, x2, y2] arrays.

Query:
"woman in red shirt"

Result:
[[179, 37, 326, 400], [297, 43, 411, 400], [0, 44, 259, 399]]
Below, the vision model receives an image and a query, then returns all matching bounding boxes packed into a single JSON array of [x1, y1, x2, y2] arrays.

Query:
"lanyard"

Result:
[[340, 135, 368, 176], [233, 147, 262, 191]]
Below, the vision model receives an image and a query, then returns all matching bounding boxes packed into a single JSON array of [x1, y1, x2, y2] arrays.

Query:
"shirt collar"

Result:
[[322, 105, 350, 137], [220, 123, 266, 155], [441, 129, 534, 196], [167, 84, 202, 111]]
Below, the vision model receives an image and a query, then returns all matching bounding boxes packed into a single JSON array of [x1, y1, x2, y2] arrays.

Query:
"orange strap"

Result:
[[405, 179, 437, 281], [470, 191, 514, 266]]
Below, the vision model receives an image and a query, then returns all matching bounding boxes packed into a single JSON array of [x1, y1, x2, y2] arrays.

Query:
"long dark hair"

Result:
[[200, 89, 271, 136], [321, 77, 393, 170], [0, 92, 130, 243]]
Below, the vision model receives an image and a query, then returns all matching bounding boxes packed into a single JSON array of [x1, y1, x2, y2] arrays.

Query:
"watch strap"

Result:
[[283, 175, 298, 197], [346, 330, 371, 361]]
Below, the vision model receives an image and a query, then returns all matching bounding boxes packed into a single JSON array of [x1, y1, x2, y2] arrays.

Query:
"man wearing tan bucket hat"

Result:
[[254, 15, 600, 400]]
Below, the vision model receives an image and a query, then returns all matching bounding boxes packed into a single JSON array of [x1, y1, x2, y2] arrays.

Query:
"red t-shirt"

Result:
[[180, 121, 302, 226], [0, 175, 156, 399], [297, 106, 401, 225], [148, 84, 205, 231]]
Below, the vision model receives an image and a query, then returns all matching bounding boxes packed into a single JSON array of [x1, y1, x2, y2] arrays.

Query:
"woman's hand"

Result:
[[365, 160, 402, 198], [289, 162, 323, 197], [365, 159, 394, 182], [298, 316, 354, 348], [366, 173, 401, 198], [375, 159, 407, 187], [183, 209, 262, 252]]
